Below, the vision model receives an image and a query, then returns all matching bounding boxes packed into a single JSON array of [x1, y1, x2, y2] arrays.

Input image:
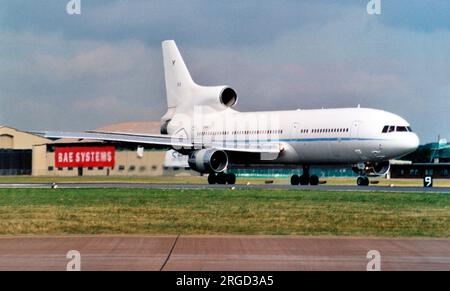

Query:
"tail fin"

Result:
[[161, 40, 236, 123], [162, 40, 197, 109]]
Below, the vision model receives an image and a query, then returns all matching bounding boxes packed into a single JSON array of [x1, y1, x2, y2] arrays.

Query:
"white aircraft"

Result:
[[43, 40, 420, 186]]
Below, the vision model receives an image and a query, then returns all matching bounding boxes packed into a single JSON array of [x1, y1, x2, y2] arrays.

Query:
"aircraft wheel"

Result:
[[299, 175, 309, 186], [216, 172, 227, 185], [357, 176, 369, 186], [364, 177, 370, 186], [310, 175, 319, 186], [208, 173, 217, 185], [291, 175, 300, 185], [227, 173, 236, 185]]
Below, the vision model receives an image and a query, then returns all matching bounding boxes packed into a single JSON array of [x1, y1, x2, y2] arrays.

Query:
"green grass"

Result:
[[0, 188, 448, 237]]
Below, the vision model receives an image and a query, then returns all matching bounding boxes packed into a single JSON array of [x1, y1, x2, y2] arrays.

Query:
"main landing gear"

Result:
[[208, 172, 236, 185], [290, 166, 319, 186]]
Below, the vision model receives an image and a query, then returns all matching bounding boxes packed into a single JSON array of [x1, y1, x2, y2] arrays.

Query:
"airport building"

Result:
[[0, 126, 50, 175], [391, 141, 450, 179], [0, 123, 192, 177]]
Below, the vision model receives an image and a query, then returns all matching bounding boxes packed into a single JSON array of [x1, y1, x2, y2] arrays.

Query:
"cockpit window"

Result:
[[382, 125, 413, 133]]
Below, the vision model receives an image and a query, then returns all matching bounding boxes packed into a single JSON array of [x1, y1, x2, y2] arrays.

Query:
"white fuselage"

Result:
[[167, 107, 420, 166]]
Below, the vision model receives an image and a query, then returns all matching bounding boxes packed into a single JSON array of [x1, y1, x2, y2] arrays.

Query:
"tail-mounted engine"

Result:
[[192, 85, 238, 110], [219, 87, 238, 107]]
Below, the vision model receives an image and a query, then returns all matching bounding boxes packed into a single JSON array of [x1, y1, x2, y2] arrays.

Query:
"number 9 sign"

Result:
[[423, 176, 433, 188]]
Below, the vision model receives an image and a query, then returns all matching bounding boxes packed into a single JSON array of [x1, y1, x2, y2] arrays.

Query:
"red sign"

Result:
[[55, 147, 115, 168]]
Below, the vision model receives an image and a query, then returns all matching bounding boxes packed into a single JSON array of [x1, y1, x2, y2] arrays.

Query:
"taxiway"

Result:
[[0, 235, 448, 271]]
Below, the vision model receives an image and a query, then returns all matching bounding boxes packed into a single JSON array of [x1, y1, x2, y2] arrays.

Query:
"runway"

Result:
[[0, 235, 448, 271], [1, 182, 449, 193]]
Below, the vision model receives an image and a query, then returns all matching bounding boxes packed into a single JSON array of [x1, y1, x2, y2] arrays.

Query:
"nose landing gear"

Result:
[[353, 163, 370, 186], [357, 176, 370, 186]]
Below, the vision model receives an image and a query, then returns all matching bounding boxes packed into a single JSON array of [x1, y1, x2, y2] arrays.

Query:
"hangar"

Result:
[[0, 126, 51, 175]]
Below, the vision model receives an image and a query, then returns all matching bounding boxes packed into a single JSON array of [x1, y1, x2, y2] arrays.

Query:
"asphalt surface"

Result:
[[0, 182, 449, 193], [0, 235, 448, 271]]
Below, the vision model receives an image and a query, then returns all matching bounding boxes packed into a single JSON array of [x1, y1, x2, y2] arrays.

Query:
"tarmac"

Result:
[[0, 235, 448, 271]]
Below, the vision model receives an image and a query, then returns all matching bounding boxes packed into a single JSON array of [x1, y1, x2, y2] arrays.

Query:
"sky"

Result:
[[0, 0, 449, 143]]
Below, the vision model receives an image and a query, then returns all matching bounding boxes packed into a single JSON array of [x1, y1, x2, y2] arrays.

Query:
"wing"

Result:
[[39, 131, 192, 148], [39, 131, 281, 155]]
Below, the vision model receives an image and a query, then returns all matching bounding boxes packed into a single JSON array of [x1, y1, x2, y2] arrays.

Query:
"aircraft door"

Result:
[[350, 120, 360, 139], [291, 122, 301, 139], [350, 120, 363, 160], [291, 122, 305, 160]]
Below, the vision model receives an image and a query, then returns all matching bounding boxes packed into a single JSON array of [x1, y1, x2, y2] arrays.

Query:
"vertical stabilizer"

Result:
[[162, 40, 197, 109]]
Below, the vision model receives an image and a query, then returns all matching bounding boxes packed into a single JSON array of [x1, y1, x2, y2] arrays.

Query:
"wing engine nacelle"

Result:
[[188, 148, 228, 173]]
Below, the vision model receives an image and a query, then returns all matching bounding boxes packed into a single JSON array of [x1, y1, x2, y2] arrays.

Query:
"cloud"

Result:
[[0, 33, 165, 130], [0, 0, 352, 46]]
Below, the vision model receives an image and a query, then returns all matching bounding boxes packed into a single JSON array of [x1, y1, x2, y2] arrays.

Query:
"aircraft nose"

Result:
[[412, 133, 420, 150], [401, 133, 420, 154]]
